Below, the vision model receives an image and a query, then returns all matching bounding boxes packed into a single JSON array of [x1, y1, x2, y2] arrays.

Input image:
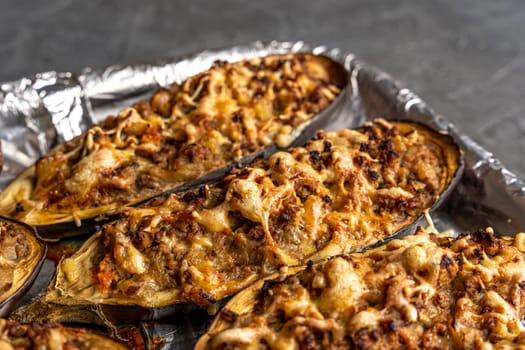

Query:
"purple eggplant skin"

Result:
[[8, 292, 214, 332], [0, 216, 47, 317]]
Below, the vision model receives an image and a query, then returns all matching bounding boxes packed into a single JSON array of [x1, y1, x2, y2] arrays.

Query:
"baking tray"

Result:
[[1, 40, 524, 349]]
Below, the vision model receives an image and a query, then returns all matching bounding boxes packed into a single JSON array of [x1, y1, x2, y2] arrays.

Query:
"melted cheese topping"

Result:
[[204, 229, 525, 349], [54, 120, 459, 308], [0, 319, 127, 350], [0, 53, 342, 225]]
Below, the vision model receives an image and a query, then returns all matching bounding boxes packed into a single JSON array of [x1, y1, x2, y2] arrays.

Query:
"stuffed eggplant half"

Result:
[[0, 318, 128, 350], [38, 119, 463, 315], [0, 53, 347, 237], [0, 216, 46, 317], [196, 228, 525, 349]]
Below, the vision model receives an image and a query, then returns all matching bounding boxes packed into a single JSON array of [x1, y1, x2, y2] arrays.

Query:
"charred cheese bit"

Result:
[[0, 53, 343, 227], [201, 229, 525, 349], [51, 120, 461, 309]]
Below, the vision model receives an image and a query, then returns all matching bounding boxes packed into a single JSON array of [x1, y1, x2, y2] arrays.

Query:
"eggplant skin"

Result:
[[0, 53, 346, 235], [47, 119, 463, 313], [0, 318, 128, 350], [0, 216, 46, 317]]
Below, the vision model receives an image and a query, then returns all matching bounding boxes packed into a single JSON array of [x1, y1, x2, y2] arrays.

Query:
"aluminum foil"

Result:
[[1, 40, 525, 349]]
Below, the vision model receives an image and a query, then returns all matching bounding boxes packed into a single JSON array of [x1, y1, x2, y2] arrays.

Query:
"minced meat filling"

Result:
[[55, 120, 459, 309]]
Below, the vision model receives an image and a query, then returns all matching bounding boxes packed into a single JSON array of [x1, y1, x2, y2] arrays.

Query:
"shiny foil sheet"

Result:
[[1, 40, 524, 349]]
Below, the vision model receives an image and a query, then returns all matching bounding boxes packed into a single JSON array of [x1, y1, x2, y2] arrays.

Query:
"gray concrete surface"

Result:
[[1, 0, 524, 178]]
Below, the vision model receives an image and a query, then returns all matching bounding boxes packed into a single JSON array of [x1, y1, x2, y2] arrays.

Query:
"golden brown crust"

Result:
[[0, 53, 343, 226], [50, 120, 461, 308], [0, 318, 128, 350], [198, 229, 525, 350]]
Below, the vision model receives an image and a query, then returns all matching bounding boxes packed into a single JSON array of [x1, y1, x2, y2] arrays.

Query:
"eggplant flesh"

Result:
[[0, 318, 128, 350], [28, 119, 464, 323], [0, 53, 348, 239], [0, 216, 46, 317]]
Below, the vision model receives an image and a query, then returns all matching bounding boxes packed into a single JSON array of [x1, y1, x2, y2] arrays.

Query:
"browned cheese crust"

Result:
[[0, 53, 342, 226], [0, 319, 127, 350], [52, 120, 460, 308], [200, 229, 525, 350]]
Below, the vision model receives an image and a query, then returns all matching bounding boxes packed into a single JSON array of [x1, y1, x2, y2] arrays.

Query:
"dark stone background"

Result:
[[1, 0, 524, 178]]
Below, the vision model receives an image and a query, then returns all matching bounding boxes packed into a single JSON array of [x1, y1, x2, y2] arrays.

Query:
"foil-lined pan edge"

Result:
[[1, 40, 524, 350]]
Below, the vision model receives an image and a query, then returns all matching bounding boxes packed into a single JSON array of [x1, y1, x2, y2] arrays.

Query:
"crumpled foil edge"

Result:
[[1, 40, 524, 350], [2, 40, 524, 196]]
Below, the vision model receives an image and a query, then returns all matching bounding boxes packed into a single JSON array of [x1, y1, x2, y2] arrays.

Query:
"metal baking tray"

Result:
[[1, 40, 524, 349]]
